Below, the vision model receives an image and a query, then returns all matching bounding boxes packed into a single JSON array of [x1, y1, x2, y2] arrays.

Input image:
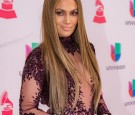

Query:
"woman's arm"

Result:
[[20, 75, 50, 115], [19, 47, 50, 115], [96, 94, 111, 115], [89, 43, 111, 115]]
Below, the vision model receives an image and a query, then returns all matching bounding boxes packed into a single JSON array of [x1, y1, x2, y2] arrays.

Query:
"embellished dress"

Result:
[[19, 37, 111, 115]]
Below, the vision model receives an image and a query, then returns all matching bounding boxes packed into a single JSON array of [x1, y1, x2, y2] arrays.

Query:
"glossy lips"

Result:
[[61, 26, 72, 31]]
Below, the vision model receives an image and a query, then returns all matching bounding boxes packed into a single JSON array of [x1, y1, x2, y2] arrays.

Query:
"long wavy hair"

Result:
[[41, 0, 101, 114]]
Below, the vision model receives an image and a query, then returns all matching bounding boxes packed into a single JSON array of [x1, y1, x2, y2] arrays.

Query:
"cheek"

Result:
[[55, 16, 62, 26], [55, 17, 59, 26], [72, 17, 78, 26]]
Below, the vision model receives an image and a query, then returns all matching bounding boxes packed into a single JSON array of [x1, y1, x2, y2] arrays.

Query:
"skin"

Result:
[[55, 0, 78, 38]]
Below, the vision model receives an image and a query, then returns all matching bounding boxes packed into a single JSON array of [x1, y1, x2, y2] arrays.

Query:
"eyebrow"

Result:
[[55, 8, 78, 12]]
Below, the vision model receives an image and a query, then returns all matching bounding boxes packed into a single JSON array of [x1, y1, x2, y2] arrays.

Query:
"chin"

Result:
[[59, 32, 73, 37]]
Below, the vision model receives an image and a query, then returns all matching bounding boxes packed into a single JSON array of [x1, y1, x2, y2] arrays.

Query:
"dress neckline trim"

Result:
[[60, 36, 80, 55]]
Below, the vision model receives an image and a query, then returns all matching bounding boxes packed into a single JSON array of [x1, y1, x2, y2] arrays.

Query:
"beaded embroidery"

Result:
[[19, 37, 111, 115]]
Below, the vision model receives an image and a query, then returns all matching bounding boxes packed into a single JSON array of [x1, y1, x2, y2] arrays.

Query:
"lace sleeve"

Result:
[[96, 94, 111, 115], [19, 47, 49, 115]]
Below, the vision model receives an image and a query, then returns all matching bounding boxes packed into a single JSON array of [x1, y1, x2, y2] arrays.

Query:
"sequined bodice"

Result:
[[19, 37, 111, 115]]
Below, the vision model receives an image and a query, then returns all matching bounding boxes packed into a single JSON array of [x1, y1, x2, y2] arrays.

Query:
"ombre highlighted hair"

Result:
[[41, 0, 101, 114]]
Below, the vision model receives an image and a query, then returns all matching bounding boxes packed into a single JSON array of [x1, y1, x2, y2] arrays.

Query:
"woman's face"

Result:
[[55, 0, 78, 37]]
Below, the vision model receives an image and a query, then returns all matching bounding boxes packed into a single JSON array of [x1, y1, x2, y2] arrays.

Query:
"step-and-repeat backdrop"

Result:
[[0, 0, 135, 114]]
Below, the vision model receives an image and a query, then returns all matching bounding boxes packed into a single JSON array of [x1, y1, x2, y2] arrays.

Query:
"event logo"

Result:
[[130, 0, 135, 17], [93, 0, 106, 23], [106, 43, 125, 71], [124, 80, 135, 106], [125, 0, 135, 25], [25, 42, 39, 58], [0, 91, 13, 115], [111, 43, 121, 62], [0, 0, 17, 19], [129, 79, 135, 97]]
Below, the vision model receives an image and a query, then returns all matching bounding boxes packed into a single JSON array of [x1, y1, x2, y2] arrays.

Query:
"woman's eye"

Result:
[[56, 12, 64, 16], [71, 11, 78, 16]]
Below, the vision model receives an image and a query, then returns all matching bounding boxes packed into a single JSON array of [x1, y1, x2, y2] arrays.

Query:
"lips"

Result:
[[61, 27, 72, 31]]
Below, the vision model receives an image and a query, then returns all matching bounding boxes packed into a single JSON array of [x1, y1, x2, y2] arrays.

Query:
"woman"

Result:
[[19, 0, 111, 115]]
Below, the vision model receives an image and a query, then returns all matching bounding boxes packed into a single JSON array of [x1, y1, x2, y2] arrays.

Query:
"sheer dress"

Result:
[[19, 37, 111, 115]]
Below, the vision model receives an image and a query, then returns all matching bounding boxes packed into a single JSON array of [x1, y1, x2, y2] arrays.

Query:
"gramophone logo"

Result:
[[0, 91, 13, 115], [0, 0, 17, 19], [93, 0, 106, 23], [25, 42, 39, 58], [130, 0, 135, 17]]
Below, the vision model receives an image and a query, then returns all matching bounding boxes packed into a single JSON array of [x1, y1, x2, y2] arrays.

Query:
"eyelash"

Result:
[[55, 11, 78, 16], [71, 12, 78, 16], [55, 11, 64, 16]]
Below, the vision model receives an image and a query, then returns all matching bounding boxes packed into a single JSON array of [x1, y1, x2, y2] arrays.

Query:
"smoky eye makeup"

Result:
[[71, 10, 78, 16], [55, 10, 65, 16], [55, 9, 78, 16]]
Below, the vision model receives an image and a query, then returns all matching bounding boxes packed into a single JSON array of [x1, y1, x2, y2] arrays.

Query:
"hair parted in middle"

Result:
[[41, 0, 101, 114]]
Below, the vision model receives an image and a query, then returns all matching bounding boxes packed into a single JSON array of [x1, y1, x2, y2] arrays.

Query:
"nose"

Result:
[[63, 14, 71, 24]]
